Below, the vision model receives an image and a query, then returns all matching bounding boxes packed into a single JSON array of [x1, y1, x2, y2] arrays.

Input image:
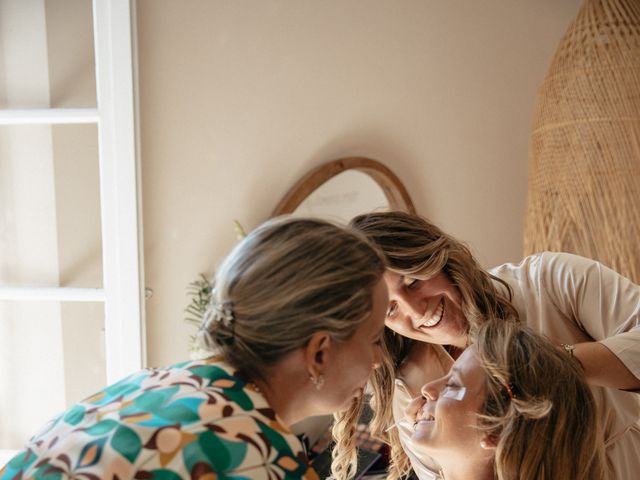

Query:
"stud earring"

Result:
[[310, 374, 325, 390], [480, 440, 488, 449]]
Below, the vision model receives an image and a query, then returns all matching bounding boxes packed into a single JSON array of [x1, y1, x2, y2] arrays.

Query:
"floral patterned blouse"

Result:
[[1, 356, 319, 480]]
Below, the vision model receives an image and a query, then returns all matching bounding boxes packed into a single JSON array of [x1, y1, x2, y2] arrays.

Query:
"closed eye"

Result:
[[405, 278, 419, 289]]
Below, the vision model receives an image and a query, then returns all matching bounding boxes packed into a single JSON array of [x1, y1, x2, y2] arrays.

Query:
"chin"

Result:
[[412, 432, 437, 450]]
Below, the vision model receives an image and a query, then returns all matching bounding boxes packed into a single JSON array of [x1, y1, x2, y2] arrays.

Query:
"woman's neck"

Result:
[[445, 344, 465, 360], [439, 452, 494, 480], [250, 352, 312, 426]]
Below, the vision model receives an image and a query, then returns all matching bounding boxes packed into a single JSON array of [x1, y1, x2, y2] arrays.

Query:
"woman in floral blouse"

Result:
[[1, 216, 388, 480]]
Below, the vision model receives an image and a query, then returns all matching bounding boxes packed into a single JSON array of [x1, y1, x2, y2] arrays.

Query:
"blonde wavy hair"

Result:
[[197, 216, 386, 385], [337, 211, 519, 479], [474, 320, 607, 480]]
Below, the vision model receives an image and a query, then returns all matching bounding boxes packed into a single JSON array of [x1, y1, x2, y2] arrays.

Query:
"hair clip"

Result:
[[207, 300, 235, 328], [500, 381, 517, 401]]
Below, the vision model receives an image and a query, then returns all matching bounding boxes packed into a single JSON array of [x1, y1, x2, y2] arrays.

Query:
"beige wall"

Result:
[[137, 0, 582, 367], [0, 0, 583, 450]]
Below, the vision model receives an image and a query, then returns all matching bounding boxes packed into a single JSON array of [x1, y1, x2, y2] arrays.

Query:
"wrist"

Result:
[[561, 343, 585, 370]]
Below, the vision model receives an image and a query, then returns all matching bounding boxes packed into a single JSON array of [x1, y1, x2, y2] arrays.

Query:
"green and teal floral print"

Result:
[[1, 357, 319, 480]]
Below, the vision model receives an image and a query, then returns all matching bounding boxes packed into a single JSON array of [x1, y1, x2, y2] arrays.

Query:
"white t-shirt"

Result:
[[392, 252, 640, 480]]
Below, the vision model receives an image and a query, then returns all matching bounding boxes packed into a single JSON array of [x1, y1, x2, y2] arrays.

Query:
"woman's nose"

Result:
[[399, 292, 426, 322], [421, 380, 439, 401]]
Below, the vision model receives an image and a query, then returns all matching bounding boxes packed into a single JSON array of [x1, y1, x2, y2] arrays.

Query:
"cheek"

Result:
[[447, 287, 464, 309], [348, 346, 376, 376], [385, 315, 415, 336], [438, 401, 475, 432], [444, 297, 466, 327], [335, 344, 370, 377], [384, 319, 403, 333]]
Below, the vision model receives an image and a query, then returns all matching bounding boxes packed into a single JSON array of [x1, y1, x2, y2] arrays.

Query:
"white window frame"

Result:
[[93, 0, 146, 383], [0, 0, 145, 461]]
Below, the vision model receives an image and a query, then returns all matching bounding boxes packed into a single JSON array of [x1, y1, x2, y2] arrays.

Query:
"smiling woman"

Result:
[[383, 271, 467, 349], [344, 210, 640, 480], [407, 320, 607, 480]]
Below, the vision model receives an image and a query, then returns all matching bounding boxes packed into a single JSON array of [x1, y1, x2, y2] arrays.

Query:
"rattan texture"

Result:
[[523, 0, 640, 282]]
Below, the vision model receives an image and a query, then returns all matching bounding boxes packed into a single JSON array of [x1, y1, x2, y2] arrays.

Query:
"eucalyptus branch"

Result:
[[185, 219, 247, 358], [184, 274, 213, 327]]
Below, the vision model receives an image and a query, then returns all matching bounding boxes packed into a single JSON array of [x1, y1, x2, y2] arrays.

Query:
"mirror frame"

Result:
[[271, 157, 416, 217]]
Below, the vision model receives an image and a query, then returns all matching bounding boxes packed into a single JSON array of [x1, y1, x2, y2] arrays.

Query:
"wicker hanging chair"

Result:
[[523, 0, 640, 282]]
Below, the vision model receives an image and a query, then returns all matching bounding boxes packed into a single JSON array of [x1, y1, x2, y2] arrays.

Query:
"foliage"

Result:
[[185, 274, 214, 328], [184, 219, 247, 357]]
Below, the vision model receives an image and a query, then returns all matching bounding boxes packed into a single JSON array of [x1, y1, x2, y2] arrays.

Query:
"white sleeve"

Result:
[[540, 252, 640, 379]]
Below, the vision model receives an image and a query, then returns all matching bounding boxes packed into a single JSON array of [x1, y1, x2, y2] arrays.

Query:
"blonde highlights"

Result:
[[350, 211, 519, 333], [197, 216, 386, 383], [341, 211, 519, 479], [331, 327, 414, 480], [475, 320, 607, 480]]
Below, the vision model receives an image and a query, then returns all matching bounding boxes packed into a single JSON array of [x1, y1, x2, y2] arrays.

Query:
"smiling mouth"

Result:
[[418, 299, 445, 328], [415, 407, 436, 427]]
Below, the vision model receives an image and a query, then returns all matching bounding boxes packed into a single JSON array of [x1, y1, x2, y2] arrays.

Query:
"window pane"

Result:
[[0, 300, 106, 450], [0, 123, 102, 288], [0, 0, 96, 110]]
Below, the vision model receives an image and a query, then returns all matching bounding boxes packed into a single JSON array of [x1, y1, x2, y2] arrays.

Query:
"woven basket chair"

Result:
[[523, 0, 640, 282]]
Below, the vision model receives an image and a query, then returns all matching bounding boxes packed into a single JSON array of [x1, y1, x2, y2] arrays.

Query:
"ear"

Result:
[[304, 331, 332, 376]]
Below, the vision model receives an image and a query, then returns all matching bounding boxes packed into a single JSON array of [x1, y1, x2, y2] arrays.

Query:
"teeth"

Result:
[[418, 409, 435, 422], [421, 299, 444, 328]]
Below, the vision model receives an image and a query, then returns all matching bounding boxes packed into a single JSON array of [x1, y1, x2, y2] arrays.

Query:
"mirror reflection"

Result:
[[292, 170, 389, 223]]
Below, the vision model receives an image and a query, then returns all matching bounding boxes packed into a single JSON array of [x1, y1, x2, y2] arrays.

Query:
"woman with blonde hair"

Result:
[[331, 211, 639, 479], [1, 217, 388, 480], [408, 319, 607, 480]]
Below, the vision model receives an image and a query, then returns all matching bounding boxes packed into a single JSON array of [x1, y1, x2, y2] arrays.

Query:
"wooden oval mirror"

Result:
[[271, 157, 415, 220]]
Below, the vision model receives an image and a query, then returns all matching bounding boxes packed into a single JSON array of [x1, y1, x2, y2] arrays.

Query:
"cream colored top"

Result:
[[393, 252, 640, 480]]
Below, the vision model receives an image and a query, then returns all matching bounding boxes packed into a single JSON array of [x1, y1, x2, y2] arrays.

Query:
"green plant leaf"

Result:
[[233, 219, 247, 239], [184, 274, 213, 328]]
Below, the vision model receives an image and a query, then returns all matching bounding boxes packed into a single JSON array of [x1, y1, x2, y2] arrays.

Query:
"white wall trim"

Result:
[[0, 287, 105, 302], [0, 108, 98, 125], [93, 0, 146, 383]]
